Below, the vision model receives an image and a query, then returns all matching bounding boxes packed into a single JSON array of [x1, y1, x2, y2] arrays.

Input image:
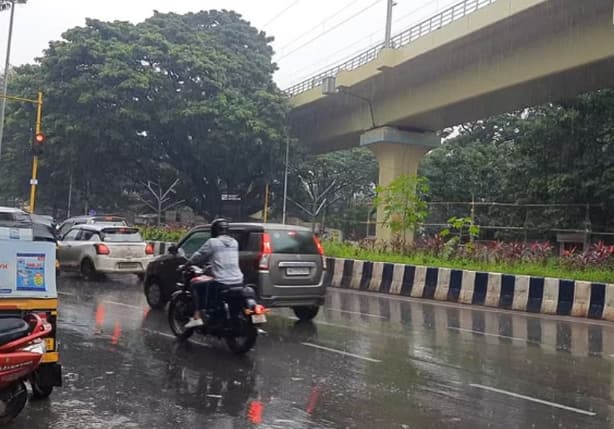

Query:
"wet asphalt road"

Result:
[[14, 274, 614, 428]]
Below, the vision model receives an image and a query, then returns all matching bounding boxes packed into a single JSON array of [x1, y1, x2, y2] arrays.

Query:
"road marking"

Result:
[[448, 326, 536, 344], [469, 384, 596, 417], [142, 328, 209, 347], [327, 308, 387, 319], [58, 291, 75, 297], [142, 328, 175, 339], [301, 342, 381, 363], [288, 316, 355, 331], [104, 301, 143, 310]]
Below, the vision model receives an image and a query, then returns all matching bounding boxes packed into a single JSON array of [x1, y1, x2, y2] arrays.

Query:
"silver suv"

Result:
[[144, 223, 327, 321]]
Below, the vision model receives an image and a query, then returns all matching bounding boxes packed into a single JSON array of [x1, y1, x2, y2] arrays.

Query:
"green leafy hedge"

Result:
[[139, 226, 188, 243]]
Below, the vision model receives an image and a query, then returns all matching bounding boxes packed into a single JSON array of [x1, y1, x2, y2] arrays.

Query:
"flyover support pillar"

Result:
[[360, 127, 439, 243]]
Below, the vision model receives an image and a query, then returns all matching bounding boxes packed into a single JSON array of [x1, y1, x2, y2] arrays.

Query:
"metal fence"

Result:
[[284, 0, 498, 96], [324, 200, 614, 243]]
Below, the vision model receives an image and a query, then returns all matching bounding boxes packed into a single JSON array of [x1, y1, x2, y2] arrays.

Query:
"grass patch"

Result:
[[324, 241, 614, 284]]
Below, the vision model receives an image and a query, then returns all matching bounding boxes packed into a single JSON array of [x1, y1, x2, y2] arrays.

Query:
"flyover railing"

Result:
[[284, 0, 497, 96]]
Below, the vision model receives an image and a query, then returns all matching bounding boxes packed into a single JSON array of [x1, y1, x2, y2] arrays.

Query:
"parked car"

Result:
[[56, 215, 127, 238], [143, 223, 326, 321], [58, 224, 154, 280]]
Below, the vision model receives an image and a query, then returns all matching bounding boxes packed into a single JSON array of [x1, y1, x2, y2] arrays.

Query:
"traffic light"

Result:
[[32, 132, 45, 155]]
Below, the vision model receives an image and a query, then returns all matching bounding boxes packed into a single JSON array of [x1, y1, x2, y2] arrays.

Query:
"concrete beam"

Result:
[[290, 0, 614, 153]]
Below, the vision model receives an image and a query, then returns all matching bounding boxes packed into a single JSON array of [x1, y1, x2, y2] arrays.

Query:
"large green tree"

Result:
[[421, 90, 614, 237], [281, 147, 378, 229], [0, 10, 288, 218]]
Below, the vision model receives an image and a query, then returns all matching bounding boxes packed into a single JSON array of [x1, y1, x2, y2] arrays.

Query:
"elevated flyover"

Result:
[[287, 0, 614, 239]]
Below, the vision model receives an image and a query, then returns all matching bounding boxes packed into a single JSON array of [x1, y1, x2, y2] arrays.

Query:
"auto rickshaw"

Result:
[[0, 216, 62, 399]]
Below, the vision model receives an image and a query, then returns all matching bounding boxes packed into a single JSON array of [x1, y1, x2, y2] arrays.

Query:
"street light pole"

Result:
[[0, 0, 17, 158], [281, 136, 289, 224], [384, 0, 394, 48]]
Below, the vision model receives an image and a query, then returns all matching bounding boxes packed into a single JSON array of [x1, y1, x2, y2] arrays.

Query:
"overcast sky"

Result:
[[0, 0, 457, 89]]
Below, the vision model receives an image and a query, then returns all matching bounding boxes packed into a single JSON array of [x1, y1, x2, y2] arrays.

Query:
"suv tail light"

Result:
[[258, 233, 272, 271], [145, 243, 154, 255], [95, 243, 110, 255], [313, 236, 326, 270]]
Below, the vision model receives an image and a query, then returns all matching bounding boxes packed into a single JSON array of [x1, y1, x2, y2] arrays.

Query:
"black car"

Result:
[[143, 223, 327, 321]]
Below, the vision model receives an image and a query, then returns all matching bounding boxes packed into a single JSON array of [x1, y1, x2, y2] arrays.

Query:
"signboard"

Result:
[[0, 240, 56, 298], [16, 253, 46, 292]]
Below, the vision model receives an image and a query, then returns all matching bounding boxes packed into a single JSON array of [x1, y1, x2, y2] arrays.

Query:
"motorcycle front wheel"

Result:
[[168, 293, 195, 340], [225, 314, 258, 354], [0, 381, 27, 424]]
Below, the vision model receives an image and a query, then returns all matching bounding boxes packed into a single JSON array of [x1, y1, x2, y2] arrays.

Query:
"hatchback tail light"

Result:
[[95, 243, 110, 255], [145, 243, 154, 255], [257, 233, 272, 271]]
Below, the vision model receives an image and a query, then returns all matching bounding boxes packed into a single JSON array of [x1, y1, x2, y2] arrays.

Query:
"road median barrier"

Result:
[[324, 257, 614, 321]]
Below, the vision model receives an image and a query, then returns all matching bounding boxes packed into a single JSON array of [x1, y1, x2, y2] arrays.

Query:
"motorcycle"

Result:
[[167, 265, 268, 354], [0, 313, 52, 424]]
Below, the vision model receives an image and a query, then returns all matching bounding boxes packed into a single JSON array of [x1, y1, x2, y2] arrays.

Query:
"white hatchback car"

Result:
[[58, 224, 154, 280]]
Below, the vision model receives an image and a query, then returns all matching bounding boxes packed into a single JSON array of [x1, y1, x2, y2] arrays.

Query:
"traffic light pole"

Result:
[[28, 91, 43, 213], [0, 91, 44, 212]]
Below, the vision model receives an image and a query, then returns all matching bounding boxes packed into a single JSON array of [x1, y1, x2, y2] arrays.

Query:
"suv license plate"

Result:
[[119, 262, 139, 269], [251, 314, 267, 324], [286, 267, 310, 276]]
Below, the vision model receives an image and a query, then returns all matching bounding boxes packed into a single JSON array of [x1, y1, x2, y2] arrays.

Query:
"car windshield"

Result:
[[101, 227, 143, 242], [267, 229, 318, 254]]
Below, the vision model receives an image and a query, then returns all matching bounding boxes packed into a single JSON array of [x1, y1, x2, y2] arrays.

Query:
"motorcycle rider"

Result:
[[184, 218, 244, 329]]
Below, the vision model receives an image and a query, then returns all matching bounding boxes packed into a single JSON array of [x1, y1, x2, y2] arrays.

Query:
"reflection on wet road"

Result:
[[15, 274, 614, 428]]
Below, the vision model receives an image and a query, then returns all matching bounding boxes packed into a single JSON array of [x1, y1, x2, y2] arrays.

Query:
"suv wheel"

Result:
[[292, 306, 319, 322], [145, 280, 166, 310]]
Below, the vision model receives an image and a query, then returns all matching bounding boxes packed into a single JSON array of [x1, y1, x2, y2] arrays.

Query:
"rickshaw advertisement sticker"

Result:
[[16, 253, 46, 292]]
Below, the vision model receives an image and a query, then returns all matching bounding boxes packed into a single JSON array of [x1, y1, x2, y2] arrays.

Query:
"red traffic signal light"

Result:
[[32, 132, 46, 155], [34, 132, 46, 144]]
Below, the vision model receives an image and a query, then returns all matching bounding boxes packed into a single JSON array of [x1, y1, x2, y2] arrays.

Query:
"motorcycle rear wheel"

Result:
[[225, 314, 258, 355], [168, 293, 195, 340], [0, 381, 27, 424]]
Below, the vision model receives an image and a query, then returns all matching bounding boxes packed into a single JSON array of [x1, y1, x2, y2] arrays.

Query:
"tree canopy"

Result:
[[0, 10, 288, 219], [420, 90, 614, 238]]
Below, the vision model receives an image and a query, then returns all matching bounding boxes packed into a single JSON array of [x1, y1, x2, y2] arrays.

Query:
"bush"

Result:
[[561, 241, 614, 270], [323, 239, 614, 283], [140, 226, 188, 242]]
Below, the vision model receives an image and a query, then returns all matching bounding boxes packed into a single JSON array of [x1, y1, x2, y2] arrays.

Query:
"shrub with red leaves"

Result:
[[561, 241, 614, 269]]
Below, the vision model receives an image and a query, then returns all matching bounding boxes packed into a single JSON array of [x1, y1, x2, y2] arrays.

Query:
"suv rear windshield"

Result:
[[267, 229, 318, 254], [101, 227, 143, 242]]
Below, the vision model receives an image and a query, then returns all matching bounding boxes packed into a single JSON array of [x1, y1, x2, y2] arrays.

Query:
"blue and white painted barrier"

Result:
[[325, 257, 614, 321]]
